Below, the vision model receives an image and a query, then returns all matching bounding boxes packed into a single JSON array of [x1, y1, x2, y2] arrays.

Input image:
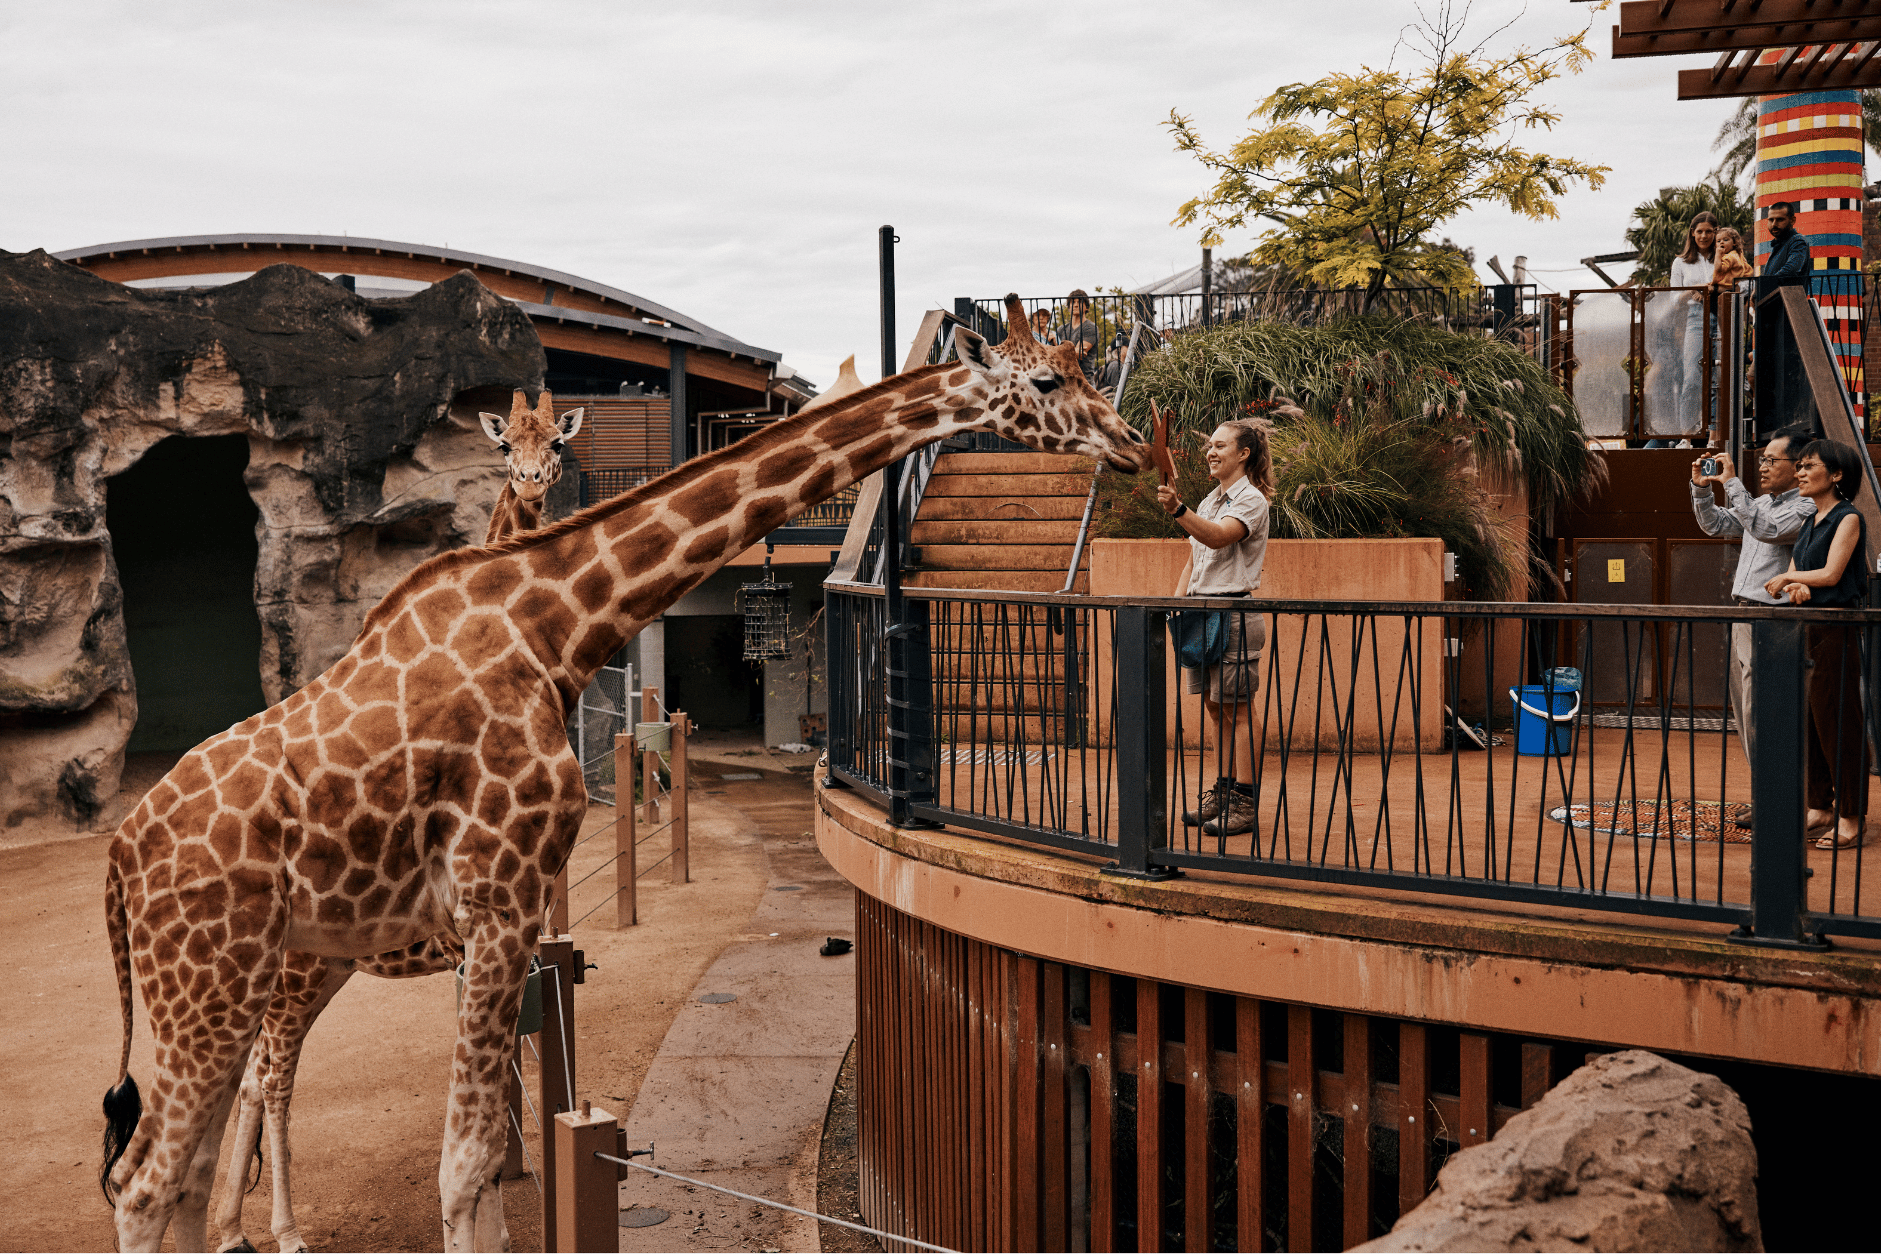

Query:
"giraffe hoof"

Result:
[[219, 1242, 258, 1253]]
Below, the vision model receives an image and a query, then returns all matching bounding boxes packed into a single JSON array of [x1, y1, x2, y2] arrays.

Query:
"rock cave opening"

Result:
[[106, 433, 267, 753]]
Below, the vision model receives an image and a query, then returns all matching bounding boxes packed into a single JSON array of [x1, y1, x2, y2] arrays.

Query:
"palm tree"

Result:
[[1625, 182, 1756, 284], [1713, 92, 1881, 187]]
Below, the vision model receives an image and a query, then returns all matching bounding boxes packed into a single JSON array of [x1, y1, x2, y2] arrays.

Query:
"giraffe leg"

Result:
[[438, 920, 533, 1253], [213, 1046, 267, 1252], [174, 1076, 245, 1252], [113, 974, 281, 1252]]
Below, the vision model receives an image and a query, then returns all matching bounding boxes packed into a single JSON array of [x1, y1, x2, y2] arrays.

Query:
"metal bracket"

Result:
[[1726, 925, 1831, 951], [1101, 861, 1181, 881]]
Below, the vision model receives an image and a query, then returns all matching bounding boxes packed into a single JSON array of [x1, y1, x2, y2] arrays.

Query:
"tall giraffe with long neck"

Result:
[[209, 390, 582, 1254], [101, 300, 1145, 1252]]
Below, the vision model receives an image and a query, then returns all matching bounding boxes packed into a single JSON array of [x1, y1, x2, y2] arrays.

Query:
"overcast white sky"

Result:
[[2, 1, 1753, 390]]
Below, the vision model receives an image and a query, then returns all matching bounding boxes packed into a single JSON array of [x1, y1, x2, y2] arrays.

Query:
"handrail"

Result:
[[1058, 321, 1148, 594], [823, 576, 1881, 622], [1765, 284, 1881, 565]]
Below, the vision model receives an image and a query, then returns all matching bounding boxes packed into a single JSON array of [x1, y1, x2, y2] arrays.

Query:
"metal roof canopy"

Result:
[[53, 232, 778, 363], [1582, 0, 1881, 99]]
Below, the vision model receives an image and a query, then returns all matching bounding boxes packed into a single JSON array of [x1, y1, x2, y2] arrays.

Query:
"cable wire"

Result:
[[595, 1152, 956, 1253]]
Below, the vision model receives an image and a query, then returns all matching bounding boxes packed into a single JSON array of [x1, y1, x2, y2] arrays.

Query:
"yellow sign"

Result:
[[1607, 559, 1626, 583]]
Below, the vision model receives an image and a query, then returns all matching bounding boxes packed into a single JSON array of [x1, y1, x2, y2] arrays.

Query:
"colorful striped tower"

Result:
[[1756, 84, 1865, 420]]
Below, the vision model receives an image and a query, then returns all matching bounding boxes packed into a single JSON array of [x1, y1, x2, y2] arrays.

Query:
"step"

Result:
[[932, 452, 1094, 474], [914, 544, 1080, 571], [920, 472, 1096, 498], [910, 520, 1084, 546], [915, 496, 1092, 522], [903, 570, 1081, 593]]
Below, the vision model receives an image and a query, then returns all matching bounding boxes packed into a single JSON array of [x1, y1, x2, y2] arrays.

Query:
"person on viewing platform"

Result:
[[1158, 418, 1272, 838], [1758, 201, 1812, 295], [1029, 306, 1057, 345], [1056, 289, 1102, 382], [1764, 438, 1871, 850], [1670, 212, 1719, 434], [1098, 338, 1129, 394], [1711, 227, 1752, 293], [1692, 424, 1816, 822]]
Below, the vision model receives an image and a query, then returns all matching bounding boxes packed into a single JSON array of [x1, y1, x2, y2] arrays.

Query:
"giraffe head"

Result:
[[954, 295, 1147, 472], [480, 390, 584, 503]]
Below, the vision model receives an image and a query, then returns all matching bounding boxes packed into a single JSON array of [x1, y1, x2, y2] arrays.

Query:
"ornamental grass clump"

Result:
[[1095, 317, 1598, 601]]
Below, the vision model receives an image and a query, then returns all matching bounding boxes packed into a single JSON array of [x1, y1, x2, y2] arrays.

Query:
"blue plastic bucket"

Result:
[[1509, 685, 1580, 757]]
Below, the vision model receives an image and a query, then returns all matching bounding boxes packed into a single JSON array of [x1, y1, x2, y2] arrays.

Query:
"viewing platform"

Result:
[[812, 580, 1881, 1251]]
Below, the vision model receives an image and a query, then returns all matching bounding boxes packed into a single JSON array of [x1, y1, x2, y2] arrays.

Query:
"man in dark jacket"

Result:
[[1758, 201, 1812, 297], [1753, 200, 1814, 435]]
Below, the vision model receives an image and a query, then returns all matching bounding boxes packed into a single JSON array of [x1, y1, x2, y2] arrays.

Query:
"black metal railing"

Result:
[[578, 466, 667, 507], [825, 582, 1881, 946], [963, 286, 1546, 353]]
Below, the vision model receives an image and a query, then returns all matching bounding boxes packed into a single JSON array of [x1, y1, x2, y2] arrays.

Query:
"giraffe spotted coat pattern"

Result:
[[101, 298, 1147, 1252], [209, 389, 580, 1253]]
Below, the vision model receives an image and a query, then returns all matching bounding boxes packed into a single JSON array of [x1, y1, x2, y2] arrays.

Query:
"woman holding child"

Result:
[[1765, 438, 1871, 849], [1157, 418, 1273, 839]]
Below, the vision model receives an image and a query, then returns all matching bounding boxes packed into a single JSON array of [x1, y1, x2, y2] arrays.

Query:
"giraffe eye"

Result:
[[499, 443, 511, 454], [1032, 374, 1062, 395]]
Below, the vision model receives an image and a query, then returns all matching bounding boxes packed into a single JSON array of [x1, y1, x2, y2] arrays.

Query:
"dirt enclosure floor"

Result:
[[0, 737, 836, 1253]]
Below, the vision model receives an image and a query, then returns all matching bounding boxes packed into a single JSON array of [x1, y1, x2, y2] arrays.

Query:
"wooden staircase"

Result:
[[904, 452, 1097, 593]]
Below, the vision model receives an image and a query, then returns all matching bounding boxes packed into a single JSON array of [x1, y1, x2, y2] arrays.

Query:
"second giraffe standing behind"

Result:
[[1158, 420, 1273, 838]]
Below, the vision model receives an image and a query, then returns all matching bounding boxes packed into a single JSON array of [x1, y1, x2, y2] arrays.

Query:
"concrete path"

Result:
[[614, 762, 856, 1253]]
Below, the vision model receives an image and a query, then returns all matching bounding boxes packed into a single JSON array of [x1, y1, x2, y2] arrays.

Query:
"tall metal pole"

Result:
[[1200, 246, 1212, 328]]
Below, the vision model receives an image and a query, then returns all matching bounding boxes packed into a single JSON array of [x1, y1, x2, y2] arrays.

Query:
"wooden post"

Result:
[[641, 686, 660, 824], [538, 933, 578, 1250], [553, 1101, 618, 1253], [670, 713, 690, 884], [614, 731, 637, 927]]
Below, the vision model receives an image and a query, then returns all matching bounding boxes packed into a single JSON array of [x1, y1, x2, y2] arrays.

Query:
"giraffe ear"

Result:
[[955, 328, 996, 374], [479, 413, 508, 444], [557, 407, 585, 440]]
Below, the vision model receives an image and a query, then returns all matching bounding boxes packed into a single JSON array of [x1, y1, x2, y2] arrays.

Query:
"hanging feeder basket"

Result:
[[738, 557, 793, 661]]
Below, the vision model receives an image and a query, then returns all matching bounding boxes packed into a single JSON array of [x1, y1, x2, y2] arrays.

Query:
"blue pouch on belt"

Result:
[[1176, 610, 1229, 669]]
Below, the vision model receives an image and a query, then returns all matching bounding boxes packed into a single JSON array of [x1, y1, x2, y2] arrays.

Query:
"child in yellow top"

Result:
[[1711, 227, 1753, 291]]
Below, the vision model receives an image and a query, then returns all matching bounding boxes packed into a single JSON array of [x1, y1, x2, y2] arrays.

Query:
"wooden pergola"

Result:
[[1600, 0, 1881, 98]]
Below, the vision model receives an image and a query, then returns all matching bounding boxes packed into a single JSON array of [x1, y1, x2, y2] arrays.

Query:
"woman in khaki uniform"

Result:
[[1156, 419, 1273, 837]]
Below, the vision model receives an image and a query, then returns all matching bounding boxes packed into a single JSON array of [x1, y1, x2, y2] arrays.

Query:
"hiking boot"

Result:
[[1202, 787, 1258, 838], [1183, 778, 1232, 827]]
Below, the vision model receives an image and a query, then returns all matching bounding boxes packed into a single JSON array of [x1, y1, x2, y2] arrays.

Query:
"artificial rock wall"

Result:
[[0, 249, 548, 833]]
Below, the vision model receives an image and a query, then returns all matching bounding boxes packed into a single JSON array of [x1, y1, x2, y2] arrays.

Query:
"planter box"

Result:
[[1088, 538, 1446, 751]]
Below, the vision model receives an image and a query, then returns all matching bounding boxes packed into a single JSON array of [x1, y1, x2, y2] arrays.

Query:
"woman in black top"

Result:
[[1766, 438, 1870, 848]]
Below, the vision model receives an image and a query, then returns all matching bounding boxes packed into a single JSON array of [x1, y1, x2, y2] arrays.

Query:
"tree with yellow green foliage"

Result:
[[1167, 4, 1609, 310]]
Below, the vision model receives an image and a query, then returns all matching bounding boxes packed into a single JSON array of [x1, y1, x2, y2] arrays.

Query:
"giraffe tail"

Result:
[[100, 859, 142, 1204]]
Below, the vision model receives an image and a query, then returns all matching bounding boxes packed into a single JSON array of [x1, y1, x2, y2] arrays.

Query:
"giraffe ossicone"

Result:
[[102, 297, 1147, 1252]]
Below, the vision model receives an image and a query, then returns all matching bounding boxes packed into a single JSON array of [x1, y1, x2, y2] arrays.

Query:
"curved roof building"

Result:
[[56, 233, 816, 450]]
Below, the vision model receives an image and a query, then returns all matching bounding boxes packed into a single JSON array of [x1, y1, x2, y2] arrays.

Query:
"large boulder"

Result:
[[0, 249, 547, 833], [1358, 1050, 1761, 1252]]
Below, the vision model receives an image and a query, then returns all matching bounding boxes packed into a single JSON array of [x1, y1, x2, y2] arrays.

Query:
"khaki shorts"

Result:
[[1181, 605, 1266, 702]]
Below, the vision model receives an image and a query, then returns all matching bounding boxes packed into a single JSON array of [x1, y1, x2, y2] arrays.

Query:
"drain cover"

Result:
[[774, 885, 803, 892], [619, 1207, 669, 1228], [698, 992, 737, 1004], [720, 772, 763, 780]]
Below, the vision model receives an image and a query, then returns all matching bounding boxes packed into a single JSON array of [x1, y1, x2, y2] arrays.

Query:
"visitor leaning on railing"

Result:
[[1156, 418, 1272, 839], [1764, 438, 1871, 851]]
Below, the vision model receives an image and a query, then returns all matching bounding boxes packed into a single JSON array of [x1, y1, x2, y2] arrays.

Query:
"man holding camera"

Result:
[[1692, 426, 1816, 817]]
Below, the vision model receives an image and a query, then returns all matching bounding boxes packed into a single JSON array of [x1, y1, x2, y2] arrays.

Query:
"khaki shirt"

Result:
[[1187, 478, 1269, 595]]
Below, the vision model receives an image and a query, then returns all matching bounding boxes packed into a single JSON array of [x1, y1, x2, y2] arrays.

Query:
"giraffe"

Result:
[[101, 297, 1146, 1252], [209, 389, 580, 1253], [478, 389, 584, 544]]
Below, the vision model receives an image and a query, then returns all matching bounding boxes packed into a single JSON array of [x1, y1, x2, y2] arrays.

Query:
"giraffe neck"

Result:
[[484, 485, 542, 545], [432, 360, 990, 701]]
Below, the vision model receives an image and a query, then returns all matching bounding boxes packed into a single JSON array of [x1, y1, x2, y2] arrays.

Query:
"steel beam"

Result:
[[1621, 0, 1876, 38], [1616, 17, 1881, 56], [1678, 42, 1881, 97]]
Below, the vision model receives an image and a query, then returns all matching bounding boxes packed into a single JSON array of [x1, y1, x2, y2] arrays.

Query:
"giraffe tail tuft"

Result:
[[100, 859, 141, 1204]]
